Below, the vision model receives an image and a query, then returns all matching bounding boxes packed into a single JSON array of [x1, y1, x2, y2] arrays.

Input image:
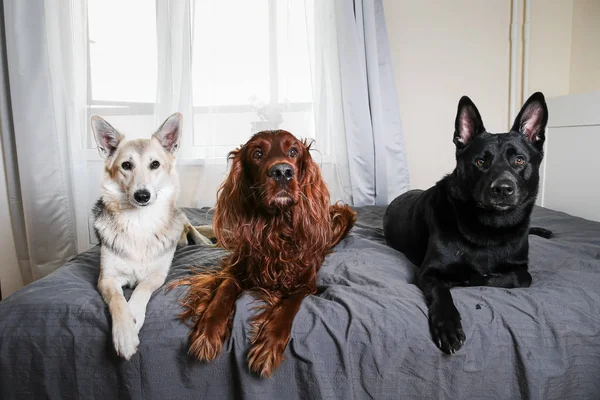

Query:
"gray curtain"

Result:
[[0, 0, 79, 282], [327, 0, 409, 206]]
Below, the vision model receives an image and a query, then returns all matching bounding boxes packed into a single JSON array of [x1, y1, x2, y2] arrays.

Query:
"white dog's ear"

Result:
[[91, 116, 123, 158], [153, 113, 182, 153]]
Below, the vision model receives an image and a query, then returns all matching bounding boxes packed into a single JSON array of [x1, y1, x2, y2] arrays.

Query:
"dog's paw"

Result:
[[486, 269, 532, 288], [248, 328, 288, 378], [515, 270, 533, 288], [188, 316, 229, 362], [465, 272, 487, 287], [128, 301, 146, 334], [112, 312, 140, 360], [189, 330, 224, 362], [428, 302, 465, 355]]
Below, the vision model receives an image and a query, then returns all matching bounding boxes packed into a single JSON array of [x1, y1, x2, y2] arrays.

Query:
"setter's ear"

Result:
[[293, 142, 331, 245], [299, 148, 329, 209], [213, 147, 251, 250]]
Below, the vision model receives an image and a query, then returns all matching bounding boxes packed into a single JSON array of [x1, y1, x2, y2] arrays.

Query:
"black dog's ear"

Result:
[[511, 92, 548, 149], [454, 96, 486, 148]]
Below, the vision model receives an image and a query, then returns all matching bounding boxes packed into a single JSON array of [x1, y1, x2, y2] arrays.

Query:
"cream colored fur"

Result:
[[91, 113, 213, 360]]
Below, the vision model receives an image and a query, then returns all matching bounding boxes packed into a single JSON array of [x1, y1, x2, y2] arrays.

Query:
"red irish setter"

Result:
[[173, 130, 355, 377]]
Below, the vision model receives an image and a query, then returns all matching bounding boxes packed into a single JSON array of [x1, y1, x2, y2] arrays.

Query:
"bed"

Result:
[[1, 205, 599, 399]]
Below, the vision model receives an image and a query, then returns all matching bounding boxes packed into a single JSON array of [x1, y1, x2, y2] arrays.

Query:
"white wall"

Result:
[[0, 141, 23, 298], [526, 0, 574, 98], [383, 0, 512, 190], [569, 0, 600, 94], [525, 0, 600, 97]]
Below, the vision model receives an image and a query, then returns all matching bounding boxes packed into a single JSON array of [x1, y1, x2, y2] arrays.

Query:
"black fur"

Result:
[[92, 198, 129, 257], [383, 92, 550, 354], [92, 198, 106, 244]]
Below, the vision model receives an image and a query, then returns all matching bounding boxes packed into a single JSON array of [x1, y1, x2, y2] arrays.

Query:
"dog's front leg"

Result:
[[485, 263, 532, 288], [128, 273, 167, 333], [418, 265, 466, 355], [98, 277, 139, 360], [248, 289, 313, 378], [188, 276, 241, 361]]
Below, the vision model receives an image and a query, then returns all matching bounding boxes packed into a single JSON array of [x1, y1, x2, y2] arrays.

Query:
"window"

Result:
[[87, 0, 315, 158], [88, 0, 157, 104]]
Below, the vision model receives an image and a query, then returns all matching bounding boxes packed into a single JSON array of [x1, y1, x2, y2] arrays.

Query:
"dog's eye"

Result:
[[475, 158, 485, 167], [289, 148, 298, 158], [515, 156, 526, 166], [121, 161, 132, 170], [150, 160, 160, 170], [252, 149, 263, 160]]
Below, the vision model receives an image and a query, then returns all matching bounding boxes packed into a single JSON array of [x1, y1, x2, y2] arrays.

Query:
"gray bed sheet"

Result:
[[1, 206, 599, 400]]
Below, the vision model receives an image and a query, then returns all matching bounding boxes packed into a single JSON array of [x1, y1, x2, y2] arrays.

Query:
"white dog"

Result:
[[91, 113, 213, 359]]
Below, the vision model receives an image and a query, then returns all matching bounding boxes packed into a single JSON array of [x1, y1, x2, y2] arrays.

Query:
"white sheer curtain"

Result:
[[2, 0, 88, 281], [311, 0, 410, 205], [155, 0, 194, 141]]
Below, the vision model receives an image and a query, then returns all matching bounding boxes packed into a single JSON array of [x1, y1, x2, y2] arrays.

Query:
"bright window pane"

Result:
[[192, 0, 269, 106], [276, 1, 313, 103], [88, 0, 157, 103]]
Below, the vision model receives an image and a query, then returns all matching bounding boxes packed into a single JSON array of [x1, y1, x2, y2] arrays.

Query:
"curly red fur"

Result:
[[173, 130, 355, 377]]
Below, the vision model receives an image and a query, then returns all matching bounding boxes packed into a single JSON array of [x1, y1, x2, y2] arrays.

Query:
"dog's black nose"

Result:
[[491, 179, 516, 197], [268, 163, 294, 184], [134, 189, 151, 204]]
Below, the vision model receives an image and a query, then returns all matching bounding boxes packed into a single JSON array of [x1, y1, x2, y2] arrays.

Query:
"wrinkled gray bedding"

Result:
[[1, 206, 599, 400]]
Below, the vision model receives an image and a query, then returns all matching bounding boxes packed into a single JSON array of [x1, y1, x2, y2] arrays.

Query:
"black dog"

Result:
[[383, 92, 549, 354]]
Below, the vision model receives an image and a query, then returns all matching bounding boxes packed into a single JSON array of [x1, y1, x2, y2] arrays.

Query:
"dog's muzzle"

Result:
[[490, 179, 516, 198], [487, 176, 520, 210], [268, 163, 294, 186]]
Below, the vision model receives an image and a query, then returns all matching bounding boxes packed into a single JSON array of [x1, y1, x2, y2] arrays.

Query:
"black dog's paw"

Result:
[[485, 269, 532, 288], [515, 270, 532, 288], [428, 303, 465, 355], [465, 272, 487, 287], [529, 227, 553, 239]]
